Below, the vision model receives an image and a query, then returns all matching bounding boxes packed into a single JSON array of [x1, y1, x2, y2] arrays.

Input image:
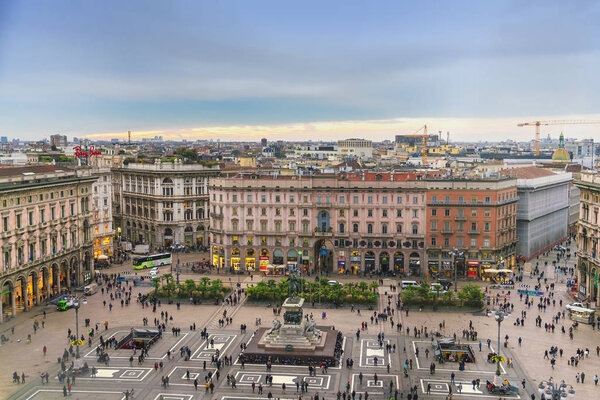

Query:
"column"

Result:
[[56, 270, 61, 295], [11, 289, 16, 317], [34, 274, 40, 306], [0, 296, 3, 323], [66, 265, 71, 290], [22, 281, 28, 312]]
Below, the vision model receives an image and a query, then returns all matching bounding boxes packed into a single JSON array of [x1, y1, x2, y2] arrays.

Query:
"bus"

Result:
[[133, 253, 172, 270]]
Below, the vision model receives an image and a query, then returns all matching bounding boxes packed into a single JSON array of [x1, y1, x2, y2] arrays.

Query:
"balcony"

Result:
[[441, 229, 454, 234], [454, 216, 467, 221], [468, 230, 480, 235], [314, 230, 333, 237]]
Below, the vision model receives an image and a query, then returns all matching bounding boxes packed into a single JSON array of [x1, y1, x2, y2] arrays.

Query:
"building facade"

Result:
[[507, 167, 572, 259], [575, 172, 600, 307], [210, 172, 427, 276], [113, 160, 218, 250], [0, 166, 95, 322], [425, 177, 519, 279], [337, 138, 373, 159], [50, 134, 68, 148], [90, 164, 115, 259]]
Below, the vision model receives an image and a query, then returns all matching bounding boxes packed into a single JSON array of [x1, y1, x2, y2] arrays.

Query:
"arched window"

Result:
[[339, 223, 345, 233], [382, 224, 388, 234], [412, 224, 418, 234], [367, 224, 373, 234], [353, 223, 359, 233]]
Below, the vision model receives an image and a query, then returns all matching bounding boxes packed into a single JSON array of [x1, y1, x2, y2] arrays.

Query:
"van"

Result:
[[83, 283, 98, 296], [150, 269, 159, 278], [401, 280, 419, 289]]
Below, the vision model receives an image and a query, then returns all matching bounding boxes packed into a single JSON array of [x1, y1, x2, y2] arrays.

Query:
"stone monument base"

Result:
[[239, 326, 343, 366]]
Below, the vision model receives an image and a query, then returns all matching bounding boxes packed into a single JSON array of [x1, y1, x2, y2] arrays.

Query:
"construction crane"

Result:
[[412, 124, 428, 165], [517, 120, 600, 156]]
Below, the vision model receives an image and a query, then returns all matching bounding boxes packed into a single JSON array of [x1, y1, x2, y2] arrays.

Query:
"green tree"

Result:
[[458, 284, 484, 307], [183, 279, 197, 297], [51, 144, 57, 151], [152, 277, 161, 297]]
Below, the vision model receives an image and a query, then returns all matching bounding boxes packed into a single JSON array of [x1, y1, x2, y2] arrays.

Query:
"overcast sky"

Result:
[[1, 1, 599, 142]]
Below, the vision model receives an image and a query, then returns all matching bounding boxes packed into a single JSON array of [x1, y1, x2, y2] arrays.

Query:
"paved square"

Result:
[[359, 338, 391, 367], [350, 373, 399, 394], [234, 371, 331, 390], [78, 367, 153, 381], [419, 379, 521, 398], [191, 333, 237, 361]]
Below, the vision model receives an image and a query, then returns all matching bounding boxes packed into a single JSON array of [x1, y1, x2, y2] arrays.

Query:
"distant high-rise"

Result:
[[261, 138, 268, 147], [0, 136, 7, 144], [50, 134, 68, 148]]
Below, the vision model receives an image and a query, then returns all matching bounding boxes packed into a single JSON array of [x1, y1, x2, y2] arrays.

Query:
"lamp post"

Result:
[[450, 248, 463, 292], [73, 296, 81, 359], [538, 377, 576, 399], [494, 310, 504, 379], [176, 254, 180, 285]]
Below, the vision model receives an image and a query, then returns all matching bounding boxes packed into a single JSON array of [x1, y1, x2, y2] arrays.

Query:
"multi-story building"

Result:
[[575, 172, 600, 306], [0, 165, 95, 322], [50, 134, 68, 148], [90, 159, 115, 259], [113, 159, 218, 250], [337, 138, 373, 159], [425, 177, 518, 279], [210, 172, 427, 276], [502, 167, 572, 259]]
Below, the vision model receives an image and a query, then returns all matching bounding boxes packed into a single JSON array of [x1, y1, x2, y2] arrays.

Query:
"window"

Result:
[[40, 209, 45, 223], [61, 205, 65, 218], [397, 196, 402, 204], [382, 224, 387, 234], [70, 203, 75, 215], [339, 196, 345, 203], [397, 209, 402, 218], [412, 196, 418, 204], [275, 195, 280, 203], [28, 211, 34, 226], [233, 194, 238, 202], [485, 196, 490, 203], [412, 210, 418, 218], [246, 221, 253, 231], [457, 237, 463, 247], [339, 209, 345, 217], [432, 195, 437, 203], [457, 222, 463, 232], [260, 194, 266, 202], [367, 224, 373, 234], [290, 208, 295, 216], [317, 196, 322, 204], [16, 214, 21, 229], [382, 196, 388, 204], [247, 208, 253, 216], [431, 221, 437, 231], [484, 209, 491, 217], [275, 208, 281, 216], [261, 236, 267, 245], [412, 224, 418, 234], [458, 196, 464, 203], [290, 195, 295, 203], [444, 209, 450, 217], [367, 209, 373, 218], [303, 196, 308, 202], [247, 195, 252, 202], [326, 196, 330, 204], [484, 222, 490, 232], [431, 209, 436, 216], [232, 221, 238, 231], [484, 238, 490, 247], [445, 195, 450, 203], [368, 196, 373, 204], [353, 196, 359, 204], [471, 195, 477, 203], [353, 210, 359, 217], [339, 223, 345, 233], [275, 221, 281, 232], [232, 207, 238, 216], [51, 207, 56, 219], [353, 223, 359, 233], [471, 238, 476, 247], [289, 237, 295, 246], [471, 222, 477, 231], [396, 224, 402, 233], [302, 222, 309, 233], [444, 221, 450, 231], [382, 209, 388, 218], [471, 209, 477, 217], [289, 221, 296, 231], [444, 238, 449, 247], [261, 221, 267, 232], [2, 217, 8, 232], [261, 208, 266, 216], [431, 237, 437, 246], [247, 237, 253, 245], [457, 208, 464, 217]]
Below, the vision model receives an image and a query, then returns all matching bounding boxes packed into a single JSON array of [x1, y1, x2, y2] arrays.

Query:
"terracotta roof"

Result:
[[0, 165, 71, 177], [501, 166, 555, 179]]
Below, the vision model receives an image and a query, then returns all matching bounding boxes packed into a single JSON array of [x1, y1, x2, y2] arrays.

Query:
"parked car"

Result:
[[430, 283, 447, 294]]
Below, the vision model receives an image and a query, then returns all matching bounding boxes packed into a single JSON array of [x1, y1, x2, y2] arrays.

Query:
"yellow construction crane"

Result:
[[407, 124, 428, 165], [517, 120, 600, 156]]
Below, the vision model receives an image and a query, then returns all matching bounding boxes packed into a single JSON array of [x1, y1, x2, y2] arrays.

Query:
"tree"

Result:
[[152, 277, 161, 297], [458, 284, 484, 307], [183, 279, 197, 297], [51, 144, 57, 151]]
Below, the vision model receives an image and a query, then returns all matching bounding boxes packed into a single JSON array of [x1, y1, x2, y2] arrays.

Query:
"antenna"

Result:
[[447, 131, 450, 145], [128, 131, 131, 144]]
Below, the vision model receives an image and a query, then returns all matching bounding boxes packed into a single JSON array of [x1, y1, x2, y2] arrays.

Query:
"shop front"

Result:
[[409, 252, 421, 276], [301, 250, 310, 273], [467, 261, 479, 278], [393, 252, 404, 273], [365, 251, 376, 274], [219, 246, 225, 269], [350, 251, 361, 274], [259, 249, 269, 272], [231, 248, 241, 271], [441, 261, 453, 278], [212, 245, 219, 268], [245, 249, 256, 271], [273, 249, 284, 265], [287, 250, 299, 271], [379, 252, 390, 273], [337, 257, 346, 274], [428, 260, 440, 279]]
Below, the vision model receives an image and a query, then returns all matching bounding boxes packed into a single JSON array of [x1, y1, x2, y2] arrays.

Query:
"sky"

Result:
[[1, 0, 599, 142]]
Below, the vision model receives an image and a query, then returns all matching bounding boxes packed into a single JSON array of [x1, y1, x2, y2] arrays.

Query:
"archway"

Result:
[[231, 248, 240, 271], [196, 225, 205, 247], [393, 252, 405, 273], [259, 249, 269, 272], [59, 261, 68, 292], [365, 251, 376, 274], [273, 249, 284, 265], [409, 252, 421, 276], [314, 239, 334, 274], [592, 268, 599, 304], [1, 281, 14, 320], [350, 251, 361, 275], [245, 249, 256, 271], [184, 226, 194, 247], [14, 275, 27, 313], [27, 271, 37, 308], [379, 252, 390, 274], [164, 228, 174, 247], [317, 210, 331, 233], [40, 266, 50, 301]]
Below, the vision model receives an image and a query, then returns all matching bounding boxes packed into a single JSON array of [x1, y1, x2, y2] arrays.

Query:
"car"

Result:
[[566, 302, 584, 311], [327, 280, 339, 286], [430, 283, 447, 294], [436, 279, 452, 290]]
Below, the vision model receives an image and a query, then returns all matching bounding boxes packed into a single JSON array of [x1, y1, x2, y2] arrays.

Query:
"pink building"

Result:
[[210, 172, 427, 276]]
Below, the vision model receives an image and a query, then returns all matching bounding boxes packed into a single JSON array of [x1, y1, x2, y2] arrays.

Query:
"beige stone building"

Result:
[[0, 165, 95, 322]]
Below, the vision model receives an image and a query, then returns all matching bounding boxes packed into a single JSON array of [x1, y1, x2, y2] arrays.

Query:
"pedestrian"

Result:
[[43, 345, 47, 356]]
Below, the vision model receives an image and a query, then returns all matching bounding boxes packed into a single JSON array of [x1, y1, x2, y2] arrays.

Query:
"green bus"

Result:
[[133, 253, 172, 270]]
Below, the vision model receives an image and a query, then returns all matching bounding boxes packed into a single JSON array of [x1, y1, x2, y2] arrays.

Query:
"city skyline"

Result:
[[1, 1, 599, 141]]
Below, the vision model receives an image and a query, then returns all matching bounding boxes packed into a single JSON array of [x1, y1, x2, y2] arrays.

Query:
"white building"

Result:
[[89, 159, 115, 260], [338, 138, 373, 159]]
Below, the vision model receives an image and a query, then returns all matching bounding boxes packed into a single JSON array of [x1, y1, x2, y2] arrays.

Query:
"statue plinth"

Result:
[[259, 296, 324, 351]]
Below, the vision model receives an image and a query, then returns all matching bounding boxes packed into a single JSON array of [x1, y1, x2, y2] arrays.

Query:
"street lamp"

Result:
[[450, 248, 464, 292], [538, 377, 575, 399], [73, 296, 81, 359], [494, 310, 504, 379]]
